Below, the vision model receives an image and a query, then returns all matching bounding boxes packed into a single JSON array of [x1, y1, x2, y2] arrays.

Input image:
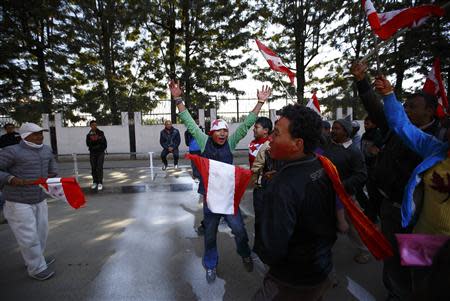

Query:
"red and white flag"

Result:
[[33, 177, 86, 209], [306, 91, 321, 115], [256, 39, 296, 85], [423, 58, 449, 118], [186, 154, 252, 215], [362, 0, 445, 40]]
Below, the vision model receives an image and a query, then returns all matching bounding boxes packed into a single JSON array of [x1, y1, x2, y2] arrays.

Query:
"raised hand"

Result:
[[350, 60, 368, 81], [169, 80, 183, 99], [373, 75, 393, 96], [257, 85, 272, 103]]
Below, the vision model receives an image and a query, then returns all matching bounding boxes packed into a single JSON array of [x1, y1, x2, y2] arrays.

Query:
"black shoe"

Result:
[[196, 224, 205, 236], [30, 268, 55, 281], [242, 256, 254, 272], [162, 165, 167, 171], [206, 268, 216, 283]]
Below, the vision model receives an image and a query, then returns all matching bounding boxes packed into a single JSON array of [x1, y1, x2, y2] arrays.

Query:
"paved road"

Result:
[[1, 182, 386, 300]]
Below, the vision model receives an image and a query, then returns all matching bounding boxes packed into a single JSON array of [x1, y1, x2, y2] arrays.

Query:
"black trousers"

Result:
[[189, 150, 201, 179], [161, 148, 179, 166], [90, 152, 105, 184]]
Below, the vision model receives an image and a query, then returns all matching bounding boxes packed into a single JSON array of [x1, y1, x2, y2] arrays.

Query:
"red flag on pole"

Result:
[[318, 155, 394, 260], [362, 0, 445, 40], [306, 91, 321, 115], [423, 58, 449, 118], [34, 177, 86, 209], [186, 154, 252, 215], [255, 39, 296, 86]]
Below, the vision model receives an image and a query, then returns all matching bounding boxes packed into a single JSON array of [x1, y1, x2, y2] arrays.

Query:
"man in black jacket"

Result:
[[253, 104, 336, 301], [351, 61, 446, 301], [160, 120, 181, 170], [0, 123, 21, 149], [86, 120, 107, 191]]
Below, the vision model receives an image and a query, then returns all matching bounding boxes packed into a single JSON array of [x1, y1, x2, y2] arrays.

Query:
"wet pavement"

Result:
[[1, 173, 386, 300]]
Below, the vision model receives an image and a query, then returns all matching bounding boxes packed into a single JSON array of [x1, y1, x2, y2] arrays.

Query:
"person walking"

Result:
[[86, 120, 107, 191], [0, 122, 58, 280]]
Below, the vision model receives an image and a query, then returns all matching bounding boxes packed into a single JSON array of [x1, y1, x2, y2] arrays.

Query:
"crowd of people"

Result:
[[1, 59, 449, 301]]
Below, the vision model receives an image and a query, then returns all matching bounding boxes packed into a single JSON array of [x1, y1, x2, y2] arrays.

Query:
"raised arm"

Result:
[[374, 76, 445, 158], [169, 80, 208, 151], [228, 86, 272, 150], [351, 61, 389, 133]]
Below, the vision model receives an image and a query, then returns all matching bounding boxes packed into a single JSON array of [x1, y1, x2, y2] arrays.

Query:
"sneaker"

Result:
[[162, 165, 167, 171], [196, 224, 205, 236], [97, 184, 103, 191], [206, 268, 216, 283], [46, 256, 56, 267], [91, 183, 97, 190], [174, 164, 178, 169], [242, 256, 254, 272], [30, 268, 55, 281]]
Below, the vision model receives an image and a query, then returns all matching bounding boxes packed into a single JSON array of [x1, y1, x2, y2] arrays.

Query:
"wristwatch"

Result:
[[175, 97, 183, 105]]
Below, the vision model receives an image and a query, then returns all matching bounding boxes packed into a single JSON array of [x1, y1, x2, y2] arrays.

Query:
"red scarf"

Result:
[[249, 137, 270, 167], [318, 155, 393, 260]]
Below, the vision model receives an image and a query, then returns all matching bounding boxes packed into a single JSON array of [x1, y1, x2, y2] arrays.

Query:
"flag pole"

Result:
[[272, 70, 296, 104], [361, 2, 450, 62]]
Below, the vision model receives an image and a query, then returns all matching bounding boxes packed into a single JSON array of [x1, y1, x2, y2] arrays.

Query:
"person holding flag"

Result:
[[374, 75, 450, 296], [169, 80, 271, 283], [0, 123, 58, 281]]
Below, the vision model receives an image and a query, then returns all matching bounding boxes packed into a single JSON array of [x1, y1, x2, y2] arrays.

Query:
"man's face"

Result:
[[269, 117, 302, 160], [211, 129, 228, 145], [164, 121, 172, 130], [25, 131, 44, 145], [5, 125, 15, 134], [364, 119, 376, 131], [322, 127, 331, 137], [90, 122, 97, 131], [331, 122, 348, 144], [404, 96, 433, 126], [253, 123, 268, 139]]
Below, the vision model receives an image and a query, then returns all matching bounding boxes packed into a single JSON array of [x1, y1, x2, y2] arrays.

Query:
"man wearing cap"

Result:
[[169, 80, 271, 283], [323, 119, 368, 263], [86, 120, 107, 191], [160, 120, 181, 170], [0, 122, 58, 280], [0, 123, 21, 149]]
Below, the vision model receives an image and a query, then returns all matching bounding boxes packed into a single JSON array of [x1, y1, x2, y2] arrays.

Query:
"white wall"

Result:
[[54, 112, 130, 155], [134, 112, 189, 153]]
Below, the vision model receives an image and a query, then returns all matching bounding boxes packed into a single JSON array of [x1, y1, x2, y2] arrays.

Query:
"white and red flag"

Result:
[[33, 177, 86, 209], [256, 39, 296, 85], [362, 0, 445, 40], [306, 91, 321, 115], [423, 58, 449, 118], [186, 154, 252, 215]]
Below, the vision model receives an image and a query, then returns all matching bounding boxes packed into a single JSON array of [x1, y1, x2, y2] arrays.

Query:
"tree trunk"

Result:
[[169, 1, 177, 123], [36, 45, 53, 114], [294, 0, 305, 104], [183, 0, 191, 110]]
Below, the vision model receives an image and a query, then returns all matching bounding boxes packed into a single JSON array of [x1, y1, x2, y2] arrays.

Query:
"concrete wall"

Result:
[[53, 112, 130, 155]]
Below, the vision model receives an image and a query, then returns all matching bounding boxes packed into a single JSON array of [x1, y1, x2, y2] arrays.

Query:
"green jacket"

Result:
[[178, 110, 257, 152]]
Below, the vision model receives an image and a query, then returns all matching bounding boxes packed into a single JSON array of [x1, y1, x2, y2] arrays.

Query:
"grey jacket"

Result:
[[0, 141, 58, 204]]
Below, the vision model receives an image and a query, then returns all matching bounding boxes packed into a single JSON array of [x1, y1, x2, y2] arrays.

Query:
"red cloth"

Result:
[[249, 137, 269, 168], [423, 57, 449, 118], [318, 155, 394, 260], [33, 177, 86, 209], [363, 0, 445, 40], [256, 39, 296, 85]]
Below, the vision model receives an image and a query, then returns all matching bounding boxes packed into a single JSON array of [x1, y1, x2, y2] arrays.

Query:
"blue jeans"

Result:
[[202, 199, 251, 269]]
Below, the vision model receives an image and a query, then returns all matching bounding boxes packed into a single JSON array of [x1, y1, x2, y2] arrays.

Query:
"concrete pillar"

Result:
[[198, 109, 205, 129], [346, 107, 353, 120], [269, 109, 277, 123], [336, 107, 343, 119], [210, 108, 217, 122], [121, 112, 129, 127], [134, 112, 142, 128], [54, 113, 62, 128]]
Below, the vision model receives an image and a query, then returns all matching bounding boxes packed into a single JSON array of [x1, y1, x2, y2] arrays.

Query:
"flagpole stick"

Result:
[[272, 70, 296, 104], [361, 2, 450, 62]]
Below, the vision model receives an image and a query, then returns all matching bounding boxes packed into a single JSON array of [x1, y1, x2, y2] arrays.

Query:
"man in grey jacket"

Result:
[[0, 122, 58, 280]]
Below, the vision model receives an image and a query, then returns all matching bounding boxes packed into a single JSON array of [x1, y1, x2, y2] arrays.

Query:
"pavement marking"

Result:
[[347, 276, 376, 301]]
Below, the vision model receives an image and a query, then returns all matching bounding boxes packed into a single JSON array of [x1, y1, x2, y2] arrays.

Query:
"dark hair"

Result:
[[3, 123, 14, 129], [255, 117, 273, 133], [277, 104, 322, 153], [408, 91, 438, 111], [322, 120, 331, 129], [89, 120, 97, 125]]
